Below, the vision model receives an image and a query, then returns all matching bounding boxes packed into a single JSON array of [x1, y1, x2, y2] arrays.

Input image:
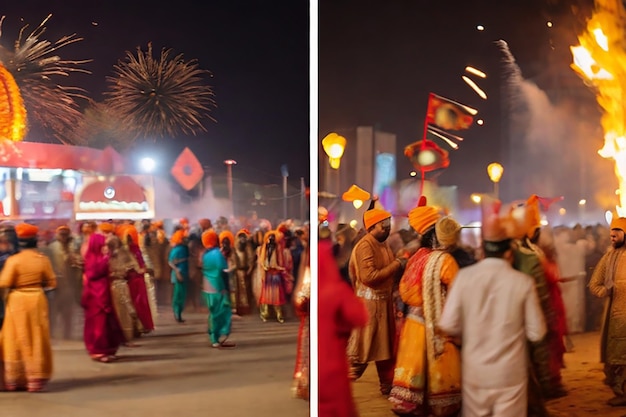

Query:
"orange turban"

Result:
[[16, 223, 38, 240], [202, 230, 219, 248], [170, 230, 185, 245], [237, 228, 251, 238], [219, 230, 235, 247], [117, 224, 139, 246], [611, 217, 626, 232], [408, 206, 440, 234], [98, 222, 115, 234], [363, 208, 392, 230], [525, 194, 542, 238], [153, 220, 164, 229]]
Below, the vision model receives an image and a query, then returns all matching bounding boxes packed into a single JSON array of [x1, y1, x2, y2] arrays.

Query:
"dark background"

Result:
[[0, 0, 310, 187], [319, 0, 611, 219]]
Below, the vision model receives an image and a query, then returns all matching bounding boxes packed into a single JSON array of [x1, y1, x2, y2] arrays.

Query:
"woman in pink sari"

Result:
[[81, 233, 124, 363]]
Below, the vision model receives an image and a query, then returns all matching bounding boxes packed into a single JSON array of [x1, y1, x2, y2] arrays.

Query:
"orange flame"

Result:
[[571, 0, 626, 215]]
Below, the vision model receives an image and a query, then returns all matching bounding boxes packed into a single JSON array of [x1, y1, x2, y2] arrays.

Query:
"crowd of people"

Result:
[[0, 215, 310, 393], [318, 194, 623, 417]]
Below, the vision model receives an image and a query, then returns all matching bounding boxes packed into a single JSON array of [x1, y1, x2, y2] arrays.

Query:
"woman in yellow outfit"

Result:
[[0, 223, 56, 392], [389, 198, 462, 417]]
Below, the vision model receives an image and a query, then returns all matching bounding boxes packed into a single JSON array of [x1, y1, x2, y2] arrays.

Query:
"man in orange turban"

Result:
[[589, 216, 626, 406], [0, 222, 56, 392], [201, 229, 235, 348], [168, 228, 190, 324], [348, 203, 407, 395]]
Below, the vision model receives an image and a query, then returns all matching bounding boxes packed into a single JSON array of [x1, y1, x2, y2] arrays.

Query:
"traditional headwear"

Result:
[[408, 196, 440, 234], [117, 224, 139, 246], [170, 230, 185, 245], [98, 222, 115, 234], [481, 195, 512, 252], [237, 228, 251, 238], [153, 220, 164, 229], [179, 217, 189, 226], [525, 194, 542, 239], [198, 218, 212, 231], [56, 225, 70, 234], [15, 223, 38, 240], [611, 217, 626, 232], [202, 230, 219, 248], [219, 230, 235, 247], [364, 208, 392, 230], [435, 216, 461, 248]]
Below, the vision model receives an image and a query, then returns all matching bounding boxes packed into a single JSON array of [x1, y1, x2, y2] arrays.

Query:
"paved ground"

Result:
[[3, 307, 309, 417], [353, 332, 626, 417]]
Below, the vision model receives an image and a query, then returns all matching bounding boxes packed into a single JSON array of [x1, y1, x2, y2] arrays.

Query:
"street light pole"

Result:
[[224, 159, 237, 216], [281, 164, 289, 221]]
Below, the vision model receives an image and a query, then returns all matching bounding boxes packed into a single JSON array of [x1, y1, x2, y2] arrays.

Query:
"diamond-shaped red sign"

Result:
[[171, 147, 204, 191]]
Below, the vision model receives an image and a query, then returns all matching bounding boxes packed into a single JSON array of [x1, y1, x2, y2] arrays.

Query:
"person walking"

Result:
[[389, 212, 463, 416], [169, 230, 189, 323], [0, 223, 57, 391], [81, 231, 124, 364], [347, 205, 407, 396], [201, 229, 235, 348], [588, 216, 626, 406], [438, 199, 547, 416]]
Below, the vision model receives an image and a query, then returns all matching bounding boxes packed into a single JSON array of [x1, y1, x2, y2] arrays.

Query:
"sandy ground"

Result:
[[352, 331, 626, 417]]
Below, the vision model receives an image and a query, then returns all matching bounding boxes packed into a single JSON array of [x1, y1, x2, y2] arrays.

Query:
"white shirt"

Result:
[[439, 257, 546, 388]]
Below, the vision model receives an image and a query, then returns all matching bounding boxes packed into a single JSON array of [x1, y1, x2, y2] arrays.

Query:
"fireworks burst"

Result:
[[104, 42, 217, 140], [0, 14, 91, 145]]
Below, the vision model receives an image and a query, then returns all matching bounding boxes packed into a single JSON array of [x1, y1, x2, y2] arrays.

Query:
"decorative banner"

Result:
[[404, 139, 450, 172], [75, 175, 155, 220], [171, 147, 204, 191], [425, 93, 476, 131]]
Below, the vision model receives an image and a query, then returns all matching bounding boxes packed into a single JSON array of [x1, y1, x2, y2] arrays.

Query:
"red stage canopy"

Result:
[[0, 142, 125, 173]]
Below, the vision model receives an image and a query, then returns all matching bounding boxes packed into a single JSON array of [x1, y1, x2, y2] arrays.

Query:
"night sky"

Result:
[[0, 1, 310, 187], [320, 0, 609, 219]]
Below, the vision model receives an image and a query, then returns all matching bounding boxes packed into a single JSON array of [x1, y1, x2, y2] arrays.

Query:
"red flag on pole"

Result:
[[425, 93, 476, 131]]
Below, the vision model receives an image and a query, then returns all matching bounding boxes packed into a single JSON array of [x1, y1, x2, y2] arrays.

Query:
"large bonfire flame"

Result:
[[571, 0, 626, 216]]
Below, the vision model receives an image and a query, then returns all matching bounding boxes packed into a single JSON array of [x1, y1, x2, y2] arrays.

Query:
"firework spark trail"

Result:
[[495, 39, 528, 117]]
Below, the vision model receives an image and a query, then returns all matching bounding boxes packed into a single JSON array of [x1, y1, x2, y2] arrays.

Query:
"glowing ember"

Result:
[[571, 0, 626, 215]]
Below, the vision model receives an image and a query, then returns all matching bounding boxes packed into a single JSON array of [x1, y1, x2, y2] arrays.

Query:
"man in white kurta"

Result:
[[439, 242, 547, 416]]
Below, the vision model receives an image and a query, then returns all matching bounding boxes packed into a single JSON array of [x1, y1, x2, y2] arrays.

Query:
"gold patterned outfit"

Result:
[[589, 245, 626, 398], [109, 242, 144, 341]]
